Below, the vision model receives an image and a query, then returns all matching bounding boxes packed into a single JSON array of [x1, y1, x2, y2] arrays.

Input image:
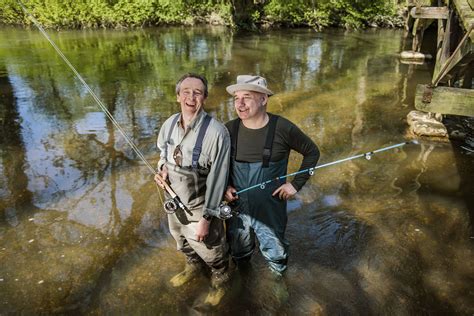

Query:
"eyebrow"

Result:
[[235, 92, 252, 97], [182, 88, 203, 93]]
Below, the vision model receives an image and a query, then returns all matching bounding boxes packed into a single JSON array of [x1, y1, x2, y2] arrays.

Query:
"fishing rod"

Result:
[[235, 140, 418, 195], [18, 1, 187, 214], [217, 140, 419, 220], [215, 140, 419, 219]]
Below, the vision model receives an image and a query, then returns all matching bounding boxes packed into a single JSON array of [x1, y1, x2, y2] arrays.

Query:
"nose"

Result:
[[235, 97, 244, 106]]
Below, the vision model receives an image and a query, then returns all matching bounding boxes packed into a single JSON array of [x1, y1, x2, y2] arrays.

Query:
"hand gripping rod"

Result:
[[155, 173, 187, 213], [234, 140, 419, 196]]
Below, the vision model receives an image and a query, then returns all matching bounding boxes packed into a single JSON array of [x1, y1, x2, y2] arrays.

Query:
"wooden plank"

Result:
[[415, 84, 474, 116], [401, 50, 433, 59], [432, 31, 473, 84], [407, 0, 433, 6], [412, 18, 434, 51], [453, 0, 474, 41], [405, 12, 414, 31], [410, 6, 449, 19], [412, 18, 420, 37], [441, 11, 453, 64], [436, 17, 445, 47]]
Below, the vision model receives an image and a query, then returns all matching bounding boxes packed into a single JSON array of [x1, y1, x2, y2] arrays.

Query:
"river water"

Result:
[[0, 26, 473, 315]]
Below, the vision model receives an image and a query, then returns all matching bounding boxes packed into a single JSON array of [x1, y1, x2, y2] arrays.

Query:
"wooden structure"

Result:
[[403, 0, 474, 117]]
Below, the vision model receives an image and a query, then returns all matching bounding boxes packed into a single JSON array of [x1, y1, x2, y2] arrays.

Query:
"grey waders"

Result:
[[164, 113, 231, 305]]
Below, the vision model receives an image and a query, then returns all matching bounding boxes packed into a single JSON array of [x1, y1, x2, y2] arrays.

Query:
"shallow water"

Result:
[[0, 26, 473, 315]]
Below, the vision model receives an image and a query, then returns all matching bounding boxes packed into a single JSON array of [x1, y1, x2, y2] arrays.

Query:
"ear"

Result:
[[261, 95, 268, 106], [176, 94, 180, 102]]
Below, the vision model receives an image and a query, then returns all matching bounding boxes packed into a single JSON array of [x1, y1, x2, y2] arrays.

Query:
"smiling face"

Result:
[[176, 77, 206, 117], [233, 90, 268, 122]]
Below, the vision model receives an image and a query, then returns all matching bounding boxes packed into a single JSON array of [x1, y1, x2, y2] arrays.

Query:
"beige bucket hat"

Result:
[[226, 75, 274, 96]]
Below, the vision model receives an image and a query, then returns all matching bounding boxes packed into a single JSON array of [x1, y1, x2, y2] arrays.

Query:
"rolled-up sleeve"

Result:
[[203, 127, 231, 217]]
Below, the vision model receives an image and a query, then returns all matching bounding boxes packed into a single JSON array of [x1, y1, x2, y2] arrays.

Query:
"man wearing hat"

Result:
[[224, 75, 320, 280]]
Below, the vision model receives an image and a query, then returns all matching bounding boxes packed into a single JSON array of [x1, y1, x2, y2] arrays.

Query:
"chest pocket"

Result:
[[167, 113, 212, 170], [167, 164, 207, 212]]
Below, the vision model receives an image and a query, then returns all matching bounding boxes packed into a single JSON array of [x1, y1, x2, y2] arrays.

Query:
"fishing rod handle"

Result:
[[154, 173, 178, 199]]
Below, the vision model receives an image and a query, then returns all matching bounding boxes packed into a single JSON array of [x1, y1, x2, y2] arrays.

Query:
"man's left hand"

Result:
[[272, 183, 297, 200], [195, 217, 210, 242]]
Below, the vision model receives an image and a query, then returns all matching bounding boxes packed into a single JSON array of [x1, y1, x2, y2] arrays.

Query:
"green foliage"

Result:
[[0, 0, 401, 29], [319, 0, 401, 28], [263, 0, 400, 29], [264, 0, 330, 29]]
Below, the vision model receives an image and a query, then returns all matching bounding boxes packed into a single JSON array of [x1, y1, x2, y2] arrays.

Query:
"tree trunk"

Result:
[[231, 0, 263, 28]]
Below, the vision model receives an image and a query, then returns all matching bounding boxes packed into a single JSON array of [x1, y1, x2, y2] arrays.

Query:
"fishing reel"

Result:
[[216, 201, 241, 220], [164, 198, 179, 214], [164, 197, 238, 219], [163, 196, 187, 214]]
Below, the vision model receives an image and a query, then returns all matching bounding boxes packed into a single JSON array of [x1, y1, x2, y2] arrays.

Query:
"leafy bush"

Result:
[[262, 0, 399, 29], [0, 0, 401, 29]]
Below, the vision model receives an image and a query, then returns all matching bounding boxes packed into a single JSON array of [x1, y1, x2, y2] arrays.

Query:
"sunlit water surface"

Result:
[[0, 26, 473, 314]]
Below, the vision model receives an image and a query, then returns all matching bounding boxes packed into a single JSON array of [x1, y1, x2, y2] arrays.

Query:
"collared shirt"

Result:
[[157, 110, 230, 217]]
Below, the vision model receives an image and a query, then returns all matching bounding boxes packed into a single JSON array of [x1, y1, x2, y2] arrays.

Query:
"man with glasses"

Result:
[[155, 73, 231, 307]]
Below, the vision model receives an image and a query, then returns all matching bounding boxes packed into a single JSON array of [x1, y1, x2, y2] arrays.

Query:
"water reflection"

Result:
[[0, 26, 473, 314]]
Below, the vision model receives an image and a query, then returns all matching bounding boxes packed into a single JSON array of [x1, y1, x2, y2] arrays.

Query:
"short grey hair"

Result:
[[175, 73, 208, 97]]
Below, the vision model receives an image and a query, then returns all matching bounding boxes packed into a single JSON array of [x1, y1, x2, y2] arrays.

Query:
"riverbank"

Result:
[[1, 0, 405, 30]]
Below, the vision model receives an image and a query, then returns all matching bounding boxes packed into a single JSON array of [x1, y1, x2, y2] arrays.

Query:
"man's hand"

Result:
[[195, 217, 210, 242], [154, 166, 168, 189], [224, 185, 238, 202], [272, 183, 297, 200]]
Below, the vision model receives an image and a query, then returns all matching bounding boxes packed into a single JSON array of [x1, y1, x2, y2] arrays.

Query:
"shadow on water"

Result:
[[0, 66, 35, 222], [444, 116, 474, 237], [1, 26, 473, 315]]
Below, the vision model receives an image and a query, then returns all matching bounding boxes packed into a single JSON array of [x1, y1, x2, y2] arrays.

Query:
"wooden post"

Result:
[[452, 0, 474, 42], [432, 25, 473, 85], [410, 6, 449, 18], [441, 10, 453, 63], [468, 0, 474, 9], [462, 63, 474, 88]]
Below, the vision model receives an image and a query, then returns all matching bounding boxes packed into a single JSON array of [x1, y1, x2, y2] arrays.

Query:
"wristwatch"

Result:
[[202, 214, 212, 221]]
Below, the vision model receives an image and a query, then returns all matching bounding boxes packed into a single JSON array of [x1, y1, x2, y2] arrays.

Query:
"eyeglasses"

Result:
[[173, 145, 183, 167]]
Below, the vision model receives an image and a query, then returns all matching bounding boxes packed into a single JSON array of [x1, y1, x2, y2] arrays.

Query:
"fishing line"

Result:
[[17, 1, 167, 206], [18, 1, 157, 175], [234, 140, 419, 195]]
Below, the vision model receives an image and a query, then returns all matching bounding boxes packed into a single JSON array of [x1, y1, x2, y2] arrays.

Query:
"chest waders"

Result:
[[164, 114, 228, 275], [163, 113, 212, 223], [227, 114, 289, 274]]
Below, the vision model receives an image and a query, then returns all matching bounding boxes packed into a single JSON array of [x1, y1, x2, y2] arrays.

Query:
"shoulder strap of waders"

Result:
[[230, 118, 240, 160], [262, 114, 278, 168], [167, 114, 180, 143], [192, 114, 212, 169], [162, 114, 180, 167]]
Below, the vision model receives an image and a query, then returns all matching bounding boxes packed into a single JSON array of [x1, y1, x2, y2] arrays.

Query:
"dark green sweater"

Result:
[[225, 114, 319, 191]]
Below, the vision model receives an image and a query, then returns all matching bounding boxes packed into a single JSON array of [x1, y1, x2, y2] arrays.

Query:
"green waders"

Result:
[[227, 158, 290, 274]]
